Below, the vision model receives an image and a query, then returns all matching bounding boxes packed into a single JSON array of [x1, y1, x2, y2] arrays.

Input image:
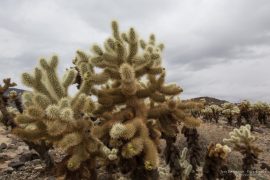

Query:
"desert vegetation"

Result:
[[0, 21, 270, 180]]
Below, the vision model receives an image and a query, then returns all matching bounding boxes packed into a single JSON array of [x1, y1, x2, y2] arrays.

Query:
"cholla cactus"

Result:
[[253, 101, 269, 125], [179, 147, 192, 180], [201, 104, 222, 123], [70, 21, 202, 179], [14, 57, 116, 179], [181, 99, 205, 118], [209, 104, 222, 123], [8, 90, 23, 113], [202, 143, 233, 180], [222, 102, 240, 125], [237, 100, 254, 127], [223, 124, 262, 180], [0, 78, 17, 127], [201, 106, 213, 122]]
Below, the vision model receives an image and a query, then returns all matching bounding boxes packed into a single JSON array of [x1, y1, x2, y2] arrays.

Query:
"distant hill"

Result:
[[189, 96, 229, 106]]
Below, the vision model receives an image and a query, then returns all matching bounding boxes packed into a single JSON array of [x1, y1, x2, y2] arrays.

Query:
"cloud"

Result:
[[0, 0, 270, 102]]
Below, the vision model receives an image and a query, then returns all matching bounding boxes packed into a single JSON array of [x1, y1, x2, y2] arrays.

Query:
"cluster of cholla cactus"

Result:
[[202, 143, 235, 180], [237, 100, 254, 127], [13, 57, 118, 179], [201, 104, 222, 123], [189, 99, 205, 118], [223, 124, 262, 180], [201, 100, 270, 128], [221, 102, 240, 125], [8, 21, 203, 180], [253, 101, 270, 125]]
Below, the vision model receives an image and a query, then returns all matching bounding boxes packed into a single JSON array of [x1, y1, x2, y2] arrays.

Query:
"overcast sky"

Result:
[[1, 0, 270, 102]]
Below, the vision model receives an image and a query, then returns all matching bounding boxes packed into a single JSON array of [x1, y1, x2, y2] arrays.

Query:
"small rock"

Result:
[[3, 167, 14, 174], [31, 159, 42, 165], [7, 144, 18, 150], [0, 143, 8, 150], [8, 160, 25, 169], [0, 154, 10, 161], [34, 165, 43, 170], [19, 152, 39, 162]]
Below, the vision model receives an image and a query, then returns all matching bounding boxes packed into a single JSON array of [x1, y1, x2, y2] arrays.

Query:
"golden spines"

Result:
[[27, 106, 45, 119], [115, 41, 126, 64], [148, 67, 164, 75], [59, 97, 71, 109], [13, 122, 46, 140], [22, 68, 55, 102], [120, 63, 135, 83], [62, 69, 77, 90], [121, 82, 137, 96], [159, 84, 182, 95], [40, 57, 66, 99], [91, 44, 103, 56], [46, 105, 60, 120], [46, 120, 67, 136], [83, 97, 95, 114], [127, 28, 138, 63], [149, 34, 156, 45], [143, 138, 159, 170], [173, 109, 186, 120], [89, 71, 110, 84], [34, 93, 51, 109], [76, 50, 90, 63], [72, 94, 87, 116], [67, 145, 89, 171], [109, 123, 127, 139], [15, 114, 36, 124], [57, 132, 82, 151], [140, 40, 146, 49], [104, 68, 120, 79], [148, 104, 169, 118], [22, 92, 34, 107], [207, 143, 231, 160], [60, 108, 75, 123], [121, 137, 144, 158], [105, 38, 116, 51], [150, 92, 165, 103], [112, 21, 121, 41]]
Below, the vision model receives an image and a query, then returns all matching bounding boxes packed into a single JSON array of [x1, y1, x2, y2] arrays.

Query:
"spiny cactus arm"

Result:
[[121, 137, 144, 158], [57, 132, 83, 151], [39, 57, 66, 99], [177, 100, 204, 110], [110, 117, 144, 140], [126, 27, 139, 64], [159, 83, 183, 96], [0, 78, 16, 93], [12, 121, 47, 140], [22, 68, 57, 103], [143, 138, 159, 170], [62, 69, 77, 92], [67, 145, 90, 171], [179, 147, 192, 180], [147, 104, 170, 118]]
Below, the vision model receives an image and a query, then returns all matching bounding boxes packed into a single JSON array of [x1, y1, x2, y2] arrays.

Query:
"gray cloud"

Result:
[[1, 0, 270, 102]]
